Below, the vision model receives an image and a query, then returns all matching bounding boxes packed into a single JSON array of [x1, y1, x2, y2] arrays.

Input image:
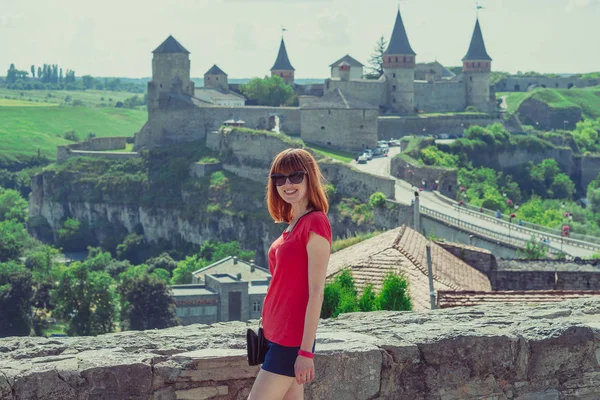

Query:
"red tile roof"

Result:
[[327, 225, 492, 311], [437, 290, 600, 309]]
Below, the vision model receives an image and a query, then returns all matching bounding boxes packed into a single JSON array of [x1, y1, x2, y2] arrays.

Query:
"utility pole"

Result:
[[413, 190, 420, 232], [426, 242, 435, 309]]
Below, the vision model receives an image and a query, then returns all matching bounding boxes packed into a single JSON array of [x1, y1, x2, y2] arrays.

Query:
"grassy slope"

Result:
[[500, 86, 600, 119], [0, 89, 137, 107], [0, 106, 147, 164]]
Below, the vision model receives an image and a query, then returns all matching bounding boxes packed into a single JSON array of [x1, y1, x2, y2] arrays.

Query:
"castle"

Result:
[[136, 8, 502, 153]]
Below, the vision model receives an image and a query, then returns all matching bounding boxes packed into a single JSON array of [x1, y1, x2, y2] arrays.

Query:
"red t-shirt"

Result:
[[262, 211, 332, 347]]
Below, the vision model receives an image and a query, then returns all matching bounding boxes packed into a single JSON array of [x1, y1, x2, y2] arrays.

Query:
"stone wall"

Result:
[[57, 137, 129, 163], [517, 97, 581, 130], [489, 270, 600, 291], [495, 76, 599, 92], [325, 78, 386, 107], [190, 162, 223, 178], [435, 241, 498, 274], [414, 81, 466, 113], [390, 155, 457, 198], [320, 161, 395, 202], [301, 108, 379, 151], [135, 100, 301, 151], [1, 298, 598, 399], [378, 114, 503, 139], [496, 146, 576, 174]]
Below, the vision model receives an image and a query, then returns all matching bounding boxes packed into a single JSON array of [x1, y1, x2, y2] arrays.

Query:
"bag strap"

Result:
[[287, 210, 316, 234]]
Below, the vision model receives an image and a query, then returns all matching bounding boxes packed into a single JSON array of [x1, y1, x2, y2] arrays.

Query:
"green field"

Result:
[[499, 86, 600, 119], [0, 106, 147, 164], [0, 88, 138, 107]]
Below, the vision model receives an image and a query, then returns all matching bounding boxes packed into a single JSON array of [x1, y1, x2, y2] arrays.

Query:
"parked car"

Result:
[[364, 149, 373, 160], [357, 154, 368, 164]]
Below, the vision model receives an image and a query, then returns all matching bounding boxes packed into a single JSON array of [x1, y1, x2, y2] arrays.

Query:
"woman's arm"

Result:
[[300, 232, 331, 353]]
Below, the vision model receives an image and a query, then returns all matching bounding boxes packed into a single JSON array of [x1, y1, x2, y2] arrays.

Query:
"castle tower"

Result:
[[204, 65, 228, 91], [383, 9, 416, 114], [271, 38, 295, 85], [462, 19, 492, 112], [338, 62, 351, 81], [148, 35, 195, 115]]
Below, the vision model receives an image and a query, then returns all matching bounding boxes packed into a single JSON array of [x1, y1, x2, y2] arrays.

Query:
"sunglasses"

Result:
[[270, 171, 306, 187]]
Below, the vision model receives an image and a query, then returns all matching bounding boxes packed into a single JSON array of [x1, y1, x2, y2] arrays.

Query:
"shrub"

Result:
[[72, 99, 84, 107], [63, 130, 79, 142], [369, 192, 387, 208], [376, 271, 412, 311]]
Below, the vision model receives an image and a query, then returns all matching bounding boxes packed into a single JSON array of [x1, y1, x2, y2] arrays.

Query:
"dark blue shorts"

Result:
[[261, 340, 316, 378]]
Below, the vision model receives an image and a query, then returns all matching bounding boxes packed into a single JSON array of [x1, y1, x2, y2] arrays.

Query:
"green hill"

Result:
[[0, 106, 146, 164], [500, 86, 600, 119], [0, 88, 137, 107]]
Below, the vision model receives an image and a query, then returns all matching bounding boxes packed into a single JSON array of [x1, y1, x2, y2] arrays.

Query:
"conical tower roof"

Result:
[[271, 38, 295, 71], [153, 35, 190, 54], [462, 19, 491, 61], [206, 65, 227, 76], [385, 10, 416, 56]]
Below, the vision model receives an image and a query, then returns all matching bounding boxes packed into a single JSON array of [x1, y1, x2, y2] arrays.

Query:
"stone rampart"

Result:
[[435, 241, 498, 274], [1, 298, 598, 399], [414, 81, 467, 113], [517, 97, 581, 130], [489, 270, 600, 291], [378, 114, 503, 139], [581, 154, 600, 192], [391, 154, 457, 198], [190, 162, 223, 178], [135, 100, 300, 151], [320, 161, 395, 202], [495, 76, 599, 92], [326, 78, 386, 106], [57, 137, 129, 163]]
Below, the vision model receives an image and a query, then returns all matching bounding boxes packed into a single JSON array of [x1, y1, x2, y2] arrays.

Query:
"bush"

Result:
[[376, 271, 412, 311], [72, 99, 84, 107], [63, 130, 79, 142], [369, 192, 387, 208]]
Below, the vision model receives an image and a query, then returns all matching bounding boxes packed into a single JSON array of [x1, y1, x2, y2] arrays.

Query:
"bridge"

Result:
[[353, 148, 600, 259]]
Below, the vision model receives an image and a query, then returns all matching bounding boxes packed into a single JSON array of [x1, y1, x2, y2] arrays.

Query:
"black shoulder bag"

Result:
[[246, 318, 267, 366]]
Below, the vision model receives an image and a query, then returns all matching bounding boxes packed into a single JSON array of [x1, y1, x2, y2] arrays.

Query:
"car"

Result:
[[357, 154, 368, 164], [364, 149, 373, 160]]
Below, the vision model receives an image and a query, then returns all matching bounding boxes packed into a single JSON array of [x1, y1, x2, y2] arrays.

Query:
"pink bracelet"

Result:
[[298, 349, 314, 359]]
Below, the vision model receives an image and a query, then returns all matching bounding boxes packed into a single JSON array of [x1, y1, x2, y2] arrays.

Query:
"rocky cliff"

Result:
[[1, 298, 598, 399]]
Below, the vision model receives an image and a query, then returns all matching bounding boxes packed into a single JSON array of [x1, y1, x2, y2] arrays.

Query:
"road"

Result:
[[352, 147, 597, 258]]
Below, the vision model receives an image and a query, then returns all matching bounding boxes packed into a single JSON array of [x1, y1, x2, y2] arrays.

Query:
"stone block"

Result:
[[175, 385, 228, 400], [173, 349, 260, 382]]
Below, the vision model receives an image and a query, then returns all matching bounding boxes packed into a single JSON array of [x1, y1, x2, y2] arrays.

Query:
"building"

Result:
[[270, 37, 295, 85], [194, 65, 246, 106], [300, 87, 379, 151], [325, 9, 496, 114], [171, 256, 270, 325], [329, 55, 364, 80]]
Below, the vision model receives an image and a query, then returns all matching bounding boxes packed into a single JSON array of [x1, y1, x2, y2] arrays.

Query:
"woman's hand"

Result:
[[294, 355, 315, 385]]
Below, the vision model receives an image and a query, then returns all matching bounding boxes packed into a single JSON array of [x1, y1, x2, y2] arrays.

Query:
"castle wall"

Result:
[[325, 79, 386, 107], [489, 270, 600, 291], [378, 114, 502, 139], [414, 81, 466, 113], [390, 155, 457, 198], [331, 67, 363, 80], [301, 108, 378, 152], [495, 76, 600, 92], [135, 105, 300, 150], [385, 68, 414, 113], [320, 161, 396, 201], [57, 137, 130, 163]]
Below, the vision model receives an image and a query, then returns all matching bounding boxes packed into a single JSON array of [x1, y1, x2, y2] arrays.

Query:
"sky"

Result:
[[1, 0, 599, 79]]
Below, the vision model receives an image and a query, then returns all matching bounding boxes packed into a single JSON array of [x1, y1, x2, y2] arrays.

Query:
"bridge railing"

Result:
[[420, 205, 563, 256], [432, 191, 600, 253]]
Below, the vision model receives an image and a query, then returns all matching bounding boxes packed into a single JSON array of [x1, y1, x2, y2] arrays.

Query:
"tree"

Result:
[[37, 66, 42, 81], [147, 252, 178, 275], [25, 244, 61, 282], [0, 261, 34, 337], [550, 173, 575, 200], [52, 262, 117, 336], [376, 271, 412, 311], [30, 65, 35, 78], [366, 36, 387, 79], [199, 240, 255, 264], [56, 217, 93, 251], [0, 219, 29, 262], [517, 237, 547, 259], [358, 283, 377, 312], [118, 274, 178, 331], [0, 188, 28, 223], [240, 76, 294, 106], [171, 255, 209, 285], [6, 64, 17, 84], [82, 75, 94, 90], [116, 233, 147, 264]]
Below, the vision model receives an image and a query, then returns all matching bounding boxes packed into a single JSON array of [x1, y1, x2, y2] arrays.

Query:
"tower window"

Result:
[[360, 125, 364, 129], [470, 76, 472, 82], [477, 62, 480, 67], [216, 77, 219, 80], [395, 57, 398, 62], [160, 84, 162, 88], [472, 62, 475, 68], [321, 126, 325, 130], [393, 73, 396, 78], [403, 56, 406, 63], [392, 97, 396, 103], [392, 85, 396, 91]]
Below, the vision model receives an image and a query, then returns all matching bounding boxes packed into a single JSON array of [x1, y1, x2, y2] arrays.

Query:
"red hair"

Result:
[[267, 148, 329, 223]]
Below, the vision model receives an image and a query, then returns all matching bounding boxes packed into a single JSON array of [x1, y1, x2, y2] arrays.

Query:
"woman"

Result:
[[248, 148, 332, 400]]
